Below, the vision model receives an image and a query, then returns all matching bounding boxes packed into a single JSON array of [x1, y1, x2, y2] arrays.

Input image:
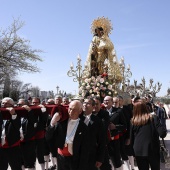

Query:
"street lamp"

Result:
[[56, 86, 59, 95], [67, 54, 89, 88], [110, 56, 132, 95]]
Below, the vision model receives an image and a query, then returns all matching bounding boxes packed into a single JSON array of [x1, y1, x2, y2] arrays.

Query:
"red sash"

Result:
[[20, 136, 35, 143], [58, 145, 72, 156], [107, 130, 119, 141], [0, 105, 69, 121], [119, 129, 127, 137], [35, 130, 45, 139], [2, 138, 20, 148]]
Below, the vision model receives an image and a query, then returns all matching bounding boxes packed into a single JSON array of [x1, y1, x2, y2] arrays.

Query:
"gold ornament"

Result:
[[91, 16, 113, 35]]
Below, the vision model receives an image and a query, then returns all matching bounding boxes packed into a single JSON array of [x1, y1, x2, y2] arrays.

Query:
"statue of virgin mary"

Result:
[[86, 17, 120, 80]]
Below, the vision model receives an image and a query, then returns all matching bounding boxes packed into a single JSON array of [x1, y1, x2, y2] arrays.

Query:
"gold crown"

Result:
[[91, 16, 113, 35]]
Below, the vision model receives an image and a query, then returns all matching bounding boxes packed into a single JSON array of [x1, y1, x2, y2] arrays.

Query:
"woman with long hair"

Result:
[[131, 99, 167, 170]]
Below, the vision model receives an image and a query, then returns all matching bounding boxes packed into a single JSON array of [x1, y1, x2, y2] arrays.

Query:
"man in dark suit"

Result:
[[80, 97, 105, 170], [31, 97, 48, 170], [0, 97, 22, 170], [117, 95, 133, 170], [46, 100, 88, 170], [18, 98, 37, 170], [104, 96, 127, 170], [93, 96, 111, 170]]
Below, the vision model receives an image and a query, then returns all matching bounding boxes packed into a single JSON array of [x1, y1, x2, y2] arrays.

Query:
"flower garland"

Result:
[[79, 75, 114, 97]]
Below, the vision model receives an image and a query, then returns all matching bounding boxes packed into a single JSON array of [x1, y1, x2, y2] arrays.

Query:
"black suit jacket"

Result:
[[4, 115, 21, 146], [0, 112, 3, 143], [95, 109, 110, 144], [109, 107, 127, 137], [80, 113, 105, 164], [46, 118, 88, 170], [118, 105, 132, 139], [34, 109, 48, 132], [21, 110, 37, 141]]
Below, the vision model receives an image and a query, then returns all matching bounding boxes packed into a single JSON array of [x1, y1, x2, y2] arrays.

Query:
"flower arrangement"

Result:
[[79, 75, 114, 98]]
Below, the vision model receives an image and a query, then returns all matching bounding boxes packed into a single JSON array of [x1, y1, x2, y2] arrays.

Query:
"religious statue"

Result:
[[79, 17, 124, 99], [86, 17, 119, 78]]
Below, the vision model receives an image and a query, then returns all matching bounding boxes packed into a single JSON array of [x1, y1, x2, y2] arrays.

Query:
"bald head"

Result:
[[68, 100, 83, 120]]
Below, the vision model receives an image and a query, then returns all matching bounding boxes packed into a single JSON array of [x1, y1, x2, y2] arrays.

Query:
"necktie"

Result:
[[84, 116, 90, 126]]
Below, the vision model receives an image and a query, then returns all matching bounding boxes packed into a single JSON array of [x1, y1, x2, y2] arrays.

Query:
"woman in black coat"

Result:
[[131, 99, 167, 170]]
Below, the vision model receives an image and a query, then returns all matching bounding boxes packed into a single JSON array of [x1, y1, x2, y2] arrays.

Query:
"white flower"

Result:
[[91, 76, 95, 81], [86, 85, 91, 90], [88, 78, 91, 83], [95, 87, 99, 91], [100, 78, 104, 83], [79, 86, 83, 90], [108, 85, 112, 90], [82, 83, 85, 86], [108, 92, 111, 95], [97, 83, 100, 87], [93, 89, 97, 92], [105, 82, 109, 85], [85, 79, 89, 83], [89, 90, 93, 93], [96, 76, 101, 82]]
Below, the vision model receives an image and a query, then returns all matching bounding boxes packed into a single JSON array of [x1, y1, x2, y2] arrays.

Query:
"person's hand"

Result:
[[38, 104, 46, 112], [109, 122, 116, 130], [38, 104, 45, 108], [22, 105, 31, 112], [95, 161, 102, 168], [51, 112, 61, 126], [6, 107, 15, 115]]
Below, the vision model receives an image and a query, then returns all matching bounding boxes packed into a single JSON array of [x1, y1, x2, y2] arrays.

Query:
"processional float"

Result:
[[67, 16, 132, 101]]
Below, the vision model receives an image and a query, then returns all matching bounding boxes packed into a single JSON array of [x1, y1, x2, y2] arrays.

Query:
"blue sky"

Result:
[[1, 0, 170, 96]]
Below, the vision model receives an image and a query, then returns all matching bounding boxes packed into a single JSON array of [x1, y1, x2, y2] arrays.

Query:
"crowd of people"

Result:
[[0, 94, 168, 170]]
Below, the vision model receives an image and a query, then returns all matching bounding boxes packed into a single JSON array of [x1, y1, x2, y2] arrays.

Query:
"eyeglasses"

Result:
[[17, 104, 23, 106]]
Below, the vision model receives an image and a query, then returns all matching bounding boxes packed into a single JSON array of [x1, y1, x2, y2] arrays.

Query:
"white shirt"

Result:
[[65, 118, 80, 144], [107, 107, 113, 116]]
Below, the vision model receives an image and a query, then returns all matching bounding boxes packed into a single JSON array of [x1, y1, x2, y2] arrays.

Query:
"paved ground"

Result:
[[8, 119, 170, 170]]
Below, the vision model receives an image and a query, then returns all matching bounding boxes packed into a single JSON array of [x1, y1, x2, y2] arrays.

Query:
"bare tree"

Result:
[[0, 18, 43, 83], [31, 86, 40, 97]]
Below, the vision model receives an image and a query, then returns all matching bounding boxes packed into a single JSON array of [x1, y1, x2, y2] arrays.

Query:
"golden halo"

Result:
[[91, 16, 113, 35]]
